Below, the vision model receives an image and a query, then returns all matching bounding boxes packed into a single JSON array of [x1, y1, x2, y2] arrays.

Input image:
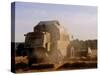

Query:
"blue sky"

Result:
[[14, 2, 97, 42]]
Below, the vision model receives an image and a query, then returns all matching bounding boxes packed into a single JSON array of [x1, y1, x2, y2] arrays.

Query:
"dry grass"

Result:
[[15, 56, 28, 64]]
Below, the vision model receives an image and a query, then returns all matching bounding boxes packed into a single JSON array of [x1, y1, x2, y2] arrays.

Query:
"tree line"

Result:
[[70, 39, 97, 50]]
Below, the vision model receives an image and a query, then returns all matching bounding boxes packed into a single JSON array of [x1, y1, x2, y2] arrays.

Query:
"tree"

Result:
[[16, 43, 26, 56]]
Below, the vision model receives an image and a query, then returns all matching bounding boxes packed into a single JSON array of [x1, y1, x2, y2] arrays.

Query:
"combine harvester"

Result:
[[24, 20, 70, 70]]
